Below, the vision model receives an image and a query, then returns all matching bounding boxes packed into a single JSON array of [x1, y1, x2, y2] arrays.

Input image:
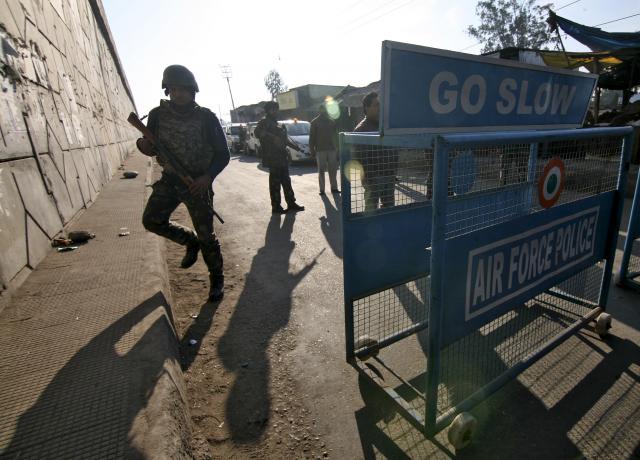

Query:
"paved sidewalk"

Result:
[[0, 152, 191, 459]]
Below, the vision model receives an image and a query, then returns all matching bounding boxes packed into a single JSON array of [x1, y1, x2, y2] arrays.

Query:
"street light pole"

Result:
[[220, 65, 236, 115]]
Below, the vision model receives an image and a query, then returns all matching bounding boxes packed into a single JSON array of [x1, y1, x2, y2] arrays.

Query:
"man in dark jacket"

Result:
[[309, 104, 339, 195], [353, 91, 398, 210], [255, 101, 305, 214], [137, 65, 230, 302]]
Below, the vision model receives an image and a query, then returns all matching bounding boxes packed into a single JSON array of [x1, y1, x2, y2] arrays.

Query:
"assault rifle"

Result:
[[127, 112, 224, 224]]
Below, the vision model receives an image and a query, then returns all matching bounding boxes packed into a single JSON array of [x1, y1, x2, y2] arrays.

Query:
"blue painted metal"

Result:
[[438, 126, 632, 146], [598, 132, 633, 302], [342, 132, 435, 148], [380, 41, 597, 134], [618, 167, 640, 291], [425, 137, 449, 435], [341, 133, 355, 361], [342, 126, 630, 439], [345, 207, 431, 299], [441, 193, 614, 346]]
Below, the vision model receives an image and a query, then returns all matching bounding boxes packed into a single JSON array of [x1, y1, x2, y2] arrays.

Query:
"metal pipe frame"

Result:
[[342, 128, 631, 440], [599, 132, 633, 304], [433, 306, 603, 433], [424, 137, 449, 436], [618, 164, 640, 291]]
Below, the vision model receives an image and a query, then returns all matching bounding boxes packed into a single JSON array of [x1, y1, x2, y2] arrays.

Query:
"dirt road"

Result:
[[166, 156, 340, 459], [164, 154, 640, 459]]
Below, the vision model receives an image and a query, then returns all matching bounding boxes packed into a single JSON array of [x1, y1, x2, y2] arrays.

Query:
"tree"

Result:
[[467, 0, 559, 54], [264, 69, 288, 100]]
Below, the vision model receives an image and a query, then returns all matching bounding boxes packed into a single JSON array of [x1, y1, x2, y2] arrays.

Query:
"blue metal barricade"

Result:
[[341, 126, 633, 448], [618, 171, 640, 291]]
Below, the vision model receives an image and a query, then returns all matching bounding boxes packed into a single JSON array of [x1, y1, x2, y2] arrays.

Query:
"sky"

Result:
[[102, 0, 640, 122]]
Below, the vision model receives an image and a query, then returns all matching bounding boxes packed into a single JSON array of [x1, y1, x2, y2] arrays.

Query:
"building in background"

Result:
[[230, 101, 270, 123], [334, 81, 381, 130], [276, 84, 346, 121]]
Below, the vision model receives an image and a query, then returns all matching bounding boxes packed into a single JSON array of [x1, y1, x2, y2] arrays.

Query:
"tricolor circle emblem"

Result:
[[538, 157, 565, 208]]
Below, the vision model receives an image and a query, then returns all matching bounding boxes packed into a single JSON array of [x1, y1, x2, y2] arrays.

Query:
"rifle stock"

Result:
[[127, 112, 156, 143]]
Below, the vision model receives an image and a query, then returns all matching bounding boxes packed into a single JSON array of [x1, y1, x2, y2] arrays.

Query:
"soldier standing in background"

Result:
[[137, 65, 230, 302], [309, 104, 340, 195], [255, 101, 305, 214]]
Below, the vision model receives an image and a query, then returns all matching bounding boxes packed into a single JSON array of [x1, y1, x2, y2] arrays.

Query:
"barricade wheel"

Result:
[[447, 412, 477, 450], [595, 313, 612, 338], [355, 335, 379, 361]]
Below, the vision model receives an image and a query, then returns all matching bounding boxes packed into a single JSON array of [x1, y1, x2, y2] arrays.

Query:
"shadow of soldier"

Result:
[[217, 212, 317, 442], [320, 194, 343, 259], [2, 292, 186, 459]]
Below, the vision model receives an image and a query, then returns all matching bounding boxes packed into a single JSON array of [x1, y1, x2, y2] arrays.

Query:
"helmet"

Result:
[[161, 65, 199, 92]]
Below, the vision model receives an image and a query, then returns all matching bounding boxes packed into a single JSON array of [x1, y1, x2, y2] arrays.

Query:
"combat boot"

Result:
[[181, 241, 200, 269], [208, 274, 224, 302]]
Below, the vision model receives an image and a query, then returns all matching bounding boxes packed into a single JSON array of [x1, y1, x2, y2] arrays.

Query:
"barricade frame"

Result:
[[618, 170, 640, 291], [341, 126, 634, 443]]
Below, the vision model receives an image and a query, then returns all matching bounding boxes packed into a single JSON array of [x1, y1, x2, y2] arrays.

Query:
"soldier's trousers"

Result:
[[269, 163, 296, 208], [142, 177, 223, 277]]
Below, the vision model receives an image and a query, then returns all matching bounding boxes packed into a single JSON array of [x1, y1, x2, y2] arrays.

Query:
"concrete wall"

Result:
[[0, 0, 137, 292]]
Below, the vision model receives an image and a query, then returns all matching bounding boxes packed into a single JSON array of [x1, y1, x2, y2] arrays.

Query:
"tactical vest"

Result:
[[156, 102, 215, 178]]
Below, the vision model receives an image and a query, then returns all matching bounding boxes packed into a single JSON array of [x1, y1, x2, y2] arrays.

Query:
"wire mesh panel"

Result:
[[346, 145, 434, 214], [343, 136, 435, 358], [436, 262, 604, 415], [445, 136, 623, 239], [353, 277, 429, 354], [428, 127, 631, 434], [628, 239, 640, 277], [342, 127, 631, 440]]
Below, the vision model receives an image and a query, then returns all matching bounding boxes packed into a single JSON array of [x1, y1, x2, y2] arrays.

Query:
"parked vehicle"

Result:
[[225, 123, 246, 153], [280, 119, 312, 163], [246, 122, 260, 156]]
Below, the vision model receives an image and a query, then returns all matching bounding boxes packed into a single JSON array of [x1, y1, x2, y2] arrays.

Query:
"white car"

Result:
[[280, 120, 312, 163], [246, 122, 260, 156]]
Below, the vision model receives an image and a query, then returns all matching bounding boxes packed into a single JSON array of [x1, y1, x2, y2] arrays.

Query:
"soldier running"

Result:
[[137, 65, 230, 302]]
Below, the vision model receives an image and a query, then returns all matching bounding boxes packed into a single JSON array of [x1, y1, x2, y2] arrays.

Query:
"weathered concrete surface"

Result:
[[0, 152, 192, 459], [0, 0, 138, 294]]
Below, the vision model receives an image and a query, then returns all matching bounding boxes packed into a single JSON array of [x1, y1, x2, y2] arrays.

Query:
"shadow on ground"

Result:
[[353, 318, 640, 459], [2, 292, 185, 458], [216, 213, 318, 442]]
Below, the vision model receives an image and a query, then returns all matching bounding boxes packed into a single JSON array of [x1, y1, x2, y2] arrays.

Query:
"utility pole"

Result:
[[220, 65, 236, 117]]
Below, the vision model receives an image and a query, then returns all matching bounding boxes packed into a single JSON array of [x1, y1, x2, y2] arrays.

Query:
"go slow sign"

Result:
[[380, 41, 598, 134]]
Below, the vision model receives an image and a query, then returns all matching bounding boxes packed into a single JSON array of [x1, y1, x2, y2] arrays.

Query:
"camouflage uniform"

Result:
[[255, 114, 297, 209], [141, 100, 230, 288]]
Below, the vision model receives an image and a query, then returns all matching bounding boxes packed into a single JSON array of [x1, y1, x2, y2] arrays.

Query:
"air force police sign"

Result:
[[380, 41, 598, 134], [440, 194, 614, 346], [465, 207, 599, 321]]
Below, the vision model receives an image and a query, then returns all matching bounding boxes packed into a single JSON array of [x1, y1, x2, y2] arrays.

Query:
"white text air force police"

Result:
[[429, 72, 577, 116]]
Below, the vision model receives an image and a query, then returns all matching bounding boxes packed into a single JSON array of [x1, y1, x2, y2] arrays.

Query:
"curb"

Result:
[[130, 157, 193, 458]]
